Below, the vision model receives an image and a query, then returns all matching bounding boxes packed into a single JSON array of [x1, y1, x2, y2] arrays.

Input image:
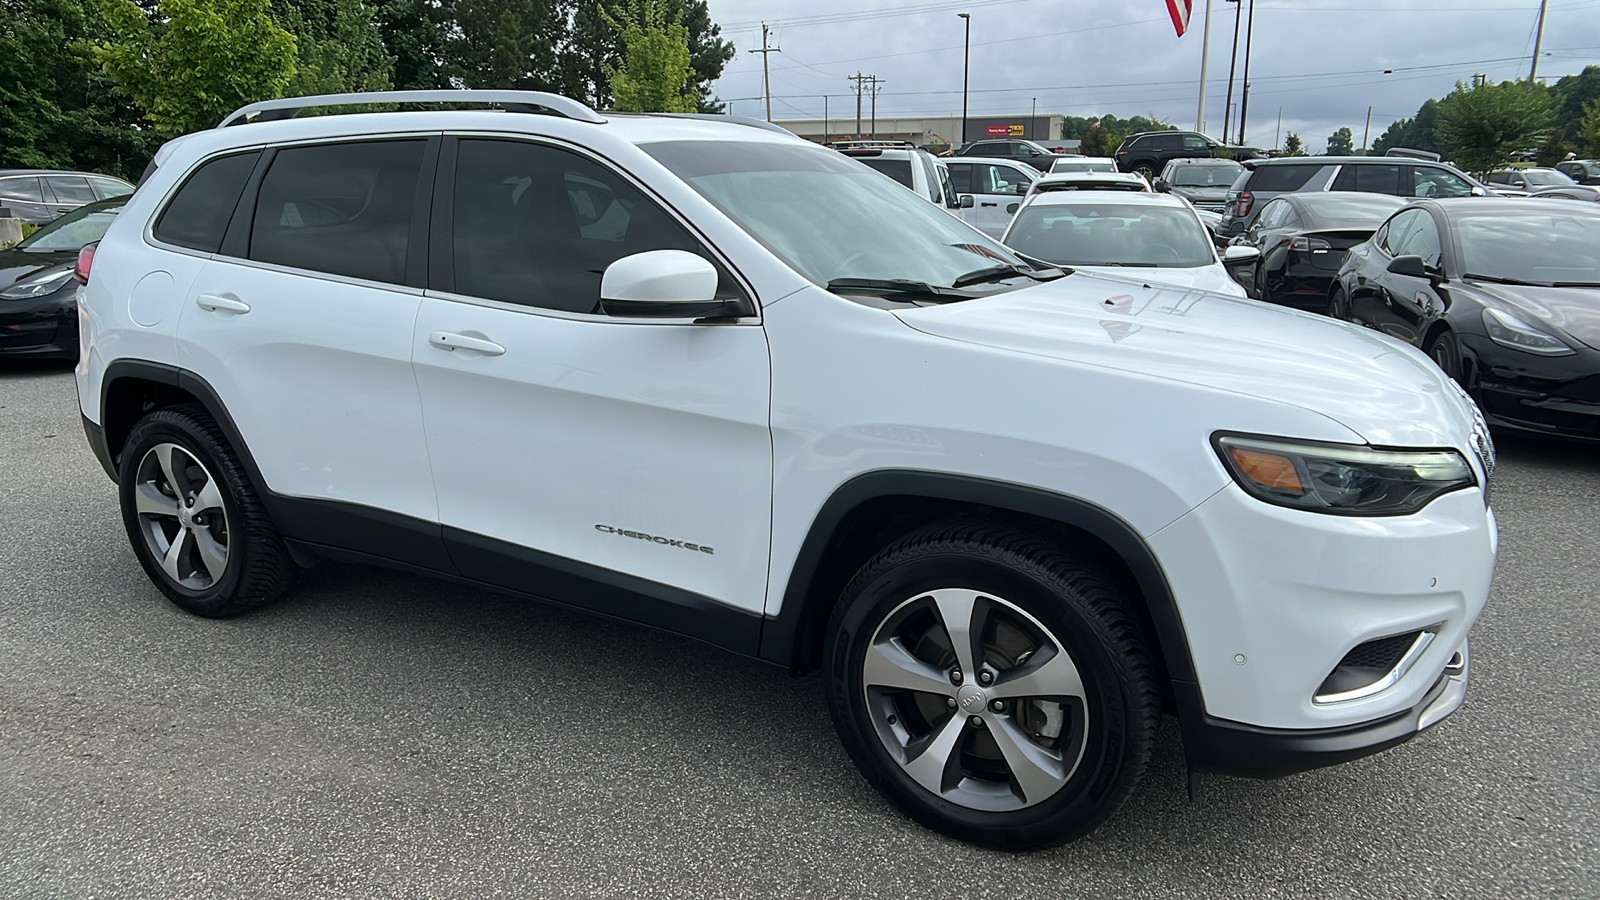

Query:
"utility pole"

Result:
[[868, 76, 886, 140], [1237, 0, 1255, 144], [1529, 0, 1549, 82], [1030, 97, 1037, 140], [1195, 0, 1213, 133], [747, 23, 781, 122], [1222, 0, 1242, 143], [823, 95, 830, 146], [1362, 105, 1372, 153], [850, 73, 869, 138], [1274, 107, 1281, 151]]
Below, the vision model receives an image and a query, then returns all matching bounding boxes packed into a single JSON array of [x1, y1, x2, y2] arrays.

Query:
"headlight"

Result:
[[1481, 307, 1574, 356], [1214, 434, 1476, 516], [0, 269, 75, 300]]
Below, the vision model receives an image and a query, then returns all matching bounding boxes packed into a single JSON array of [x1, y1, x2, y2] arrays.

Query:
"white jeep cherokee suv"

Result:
[[75, 91, 1496, 850]]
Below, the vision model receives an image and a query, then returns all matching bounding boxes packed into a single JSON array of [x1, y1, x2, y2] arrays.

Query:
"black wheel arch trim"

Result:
[[758, 469, 1200, 690]]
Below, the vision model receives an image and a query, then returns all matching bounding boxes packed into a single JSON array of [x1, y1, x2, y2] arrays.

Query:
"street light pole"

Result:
[[1221, 0, 1241, 143], [1237, 0, 1255, 144], [1530, 0, 1549, 82], [958, 13, 971, 148], [1195, 0, 1213, 133]]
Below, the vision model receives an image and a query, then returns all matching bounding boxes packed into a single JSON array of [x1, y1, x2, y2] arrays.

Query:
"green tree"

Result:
[[1547, 65, 1600, 153], [604, 0, 695, 113], [1325, 126, 1353, 155], [1433, 80, 1552, 176], [450, 0, 569, 91], [368, 0, 453, 89], [1282, 132, 1305, 156], [270, 0, 393, 96], [1580, 100, 1600, 156], [0, 0, 160, 178], [562, 0, 733, 111], [97, 0, 298, 135]]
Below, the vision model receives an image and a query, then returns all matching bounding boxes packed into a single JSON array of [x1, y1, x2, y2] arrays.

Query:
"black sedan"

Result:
[[1232, 191, 1407, 311], [1330, 198, 1600, 441], [0, 196, 126, 360], [1529, 185, 1600, 204]]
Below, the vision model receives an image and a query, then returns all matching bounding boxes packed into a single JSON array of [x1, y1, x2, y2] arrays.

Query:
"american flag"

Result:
[[1165, 0, 1194, 36]]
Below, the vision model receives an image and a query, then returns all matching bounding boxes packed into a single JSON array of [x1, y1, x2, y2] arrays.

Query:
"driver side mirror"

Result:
[[959, 194, 976, 208], [1153, 179, 1170, 192], [599, 250, 743, 319], [1470, 186, 1487, 197], [1221, 245, 1260, 268], [1386, 254, 1435, 280]]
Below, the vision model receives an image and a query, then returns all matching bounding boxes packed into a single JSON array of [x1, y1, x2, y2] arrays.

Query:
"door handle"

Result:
[[196, 293, 250, 313], [429, 331, 506, 356], [980, 202, 999, 207]]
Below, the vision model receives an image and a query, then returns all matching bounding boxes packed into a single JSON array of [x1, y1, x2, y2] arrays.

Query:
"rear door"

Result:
[[173, 138, 445, 563], [41, 175, 97, 220], [0, 175, 51, 224]]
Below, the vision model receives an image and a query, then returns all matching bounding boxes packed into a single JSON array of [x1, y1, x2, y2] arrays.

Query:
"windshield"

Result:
[[856, 157, 915, 189], [1522, 169, 1576, 187], [17, 200, 125, 252], [644, 140, 1026, 288], [1170, 164, 1241, 187], [1006, 203, 1215, 268], [1050, 161, 1117, 174], [1456, 213, 1600, 285]]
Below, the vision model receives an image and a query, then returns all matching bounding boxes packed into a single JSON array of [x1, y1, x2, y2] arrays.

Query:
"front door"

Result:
[[949, 161, 1029, 238], [410, 137, 773, 647]]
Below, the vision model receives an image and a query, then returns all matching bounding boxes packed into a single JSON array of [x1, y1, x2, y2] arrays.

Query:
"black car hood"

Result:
[[0, 249, 76, 288], [1475, 282, 1600, 350]]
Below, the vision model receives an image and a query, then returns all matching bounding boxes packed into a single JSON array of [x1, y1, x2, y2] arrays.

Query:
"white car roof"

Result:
[[947, 157, 1040, 174], [1049, 157, 1116, 166], [1022, 190, 1192, 209], [1036, 171, 1146, 185]]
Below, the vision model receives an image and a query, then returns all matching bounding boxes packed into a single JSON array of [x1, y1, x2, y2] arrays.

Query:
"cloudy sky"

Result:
[[706, 0, 1600, 151]]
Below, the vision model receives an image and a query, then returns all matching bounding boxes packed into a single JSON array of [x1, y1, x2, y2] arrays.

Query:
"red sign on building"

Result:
[[985, 124, 1026, 137]]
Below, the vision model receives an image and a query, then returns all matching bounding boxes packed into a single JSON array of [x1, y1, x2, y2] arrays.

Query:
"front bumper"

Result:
[[1177, 639, 1470, 778], [1148, 481, 1493, 739], [1465, 336, 1600, 442]]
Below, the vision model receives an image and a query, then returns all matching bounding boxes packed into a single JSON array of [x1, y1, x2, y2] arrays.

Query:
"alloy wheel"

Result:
[[132, 442, 231, 590], [862, 587, 1089, 812]]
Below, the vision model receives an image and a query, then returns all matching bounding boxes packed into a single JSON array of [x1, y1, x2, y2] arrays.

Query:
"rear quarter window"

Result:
[[1245, 164, 1326, 192], [153, 151, 261, 252]]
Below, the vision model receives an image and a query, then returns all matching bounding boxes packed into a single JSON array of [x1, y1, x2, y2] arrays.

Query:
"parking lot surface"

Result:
[[2, 361, 1597, 899]]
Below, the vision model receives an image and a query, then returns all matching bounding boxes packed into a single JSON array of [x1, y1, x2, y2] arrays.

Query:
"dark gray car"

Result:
[[0, 169, 135, 226], [1215, 156, 1488, 241], [1153, 158, 1245, 213]]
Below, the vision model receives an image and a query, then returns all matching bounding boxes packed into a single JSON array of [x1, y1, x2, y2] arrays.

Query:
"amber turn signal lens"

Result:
[[1228, 447, 1304, 492]]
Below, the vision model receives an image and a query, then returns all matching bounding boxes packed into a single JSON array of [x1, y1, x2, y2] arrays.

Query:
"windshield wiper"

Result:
[[1464, 273, 1551, 286], [825, 278, 970, 301], [951, 263, 1066, 288], [1549, 281, 1600, 288]]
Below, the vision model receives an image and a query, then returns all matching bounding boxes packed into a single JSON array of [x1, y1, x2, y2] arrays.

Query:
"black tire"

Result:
[[1327, 285, 1350, 320], [1426, 329, 1463, 383], [118, 404, 292, 617], [824, 519, 1159, 850], [1131, 160, 1157, 179]]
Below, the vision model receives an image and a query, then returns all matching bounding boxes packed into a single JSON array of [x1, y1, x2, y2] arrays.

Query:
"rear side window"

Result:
[[0, 175, 43, 202], [859, 157, 915, 189], [1247, 164, 1324, 192], [948, 164, 973, 193], [249, 140, 426, 285], [44, 176, 95, 205], [1330, 163, 1401, 195], [154, 152, 260, 252]]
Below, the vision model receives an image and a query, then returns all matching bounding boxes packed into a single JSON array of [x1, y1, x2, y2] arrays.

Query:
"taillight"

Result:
[[74, 242, 97, 285], [1236, 191, 1254, 217], [1289, 236, 1333, 252]]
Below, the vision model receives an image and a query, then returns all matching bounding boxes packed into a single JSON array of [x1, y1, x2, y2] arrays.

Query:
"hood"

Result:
[[1071, 264, 1246, 299], [0, 249, 76, 289], [894, 274, 1474, 447], [1473, 282, 1600, 350]]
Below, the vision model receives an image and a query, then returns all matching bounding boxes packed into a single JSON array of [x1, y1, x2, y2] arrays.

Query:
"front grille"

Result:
[[1314, 630, 1433, 704]]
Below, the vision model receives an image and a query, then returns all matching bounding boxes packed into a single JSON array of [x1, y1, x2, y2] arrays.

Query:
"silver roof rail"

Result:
[[218, 90, 607, 128], [648, 113, 795, 136]]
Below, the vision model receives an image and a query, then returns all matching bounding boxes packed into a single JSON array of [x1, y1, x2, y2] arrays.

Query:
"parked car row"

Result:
[[0, 195, 127, 359], [0, 168, 134, 225]]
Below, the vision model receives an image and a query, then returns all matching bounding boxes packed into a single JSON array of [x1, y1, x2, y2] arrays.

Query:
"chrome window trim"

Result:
[[1313, 630, 1437, 706], [422, 287, 760, 326], [203, 254, 426, 296]]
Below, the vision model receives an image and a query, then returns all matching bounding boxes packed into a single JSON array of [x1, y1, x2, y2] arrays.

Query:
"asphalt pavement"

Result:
[[2, 361, 1596, 899]]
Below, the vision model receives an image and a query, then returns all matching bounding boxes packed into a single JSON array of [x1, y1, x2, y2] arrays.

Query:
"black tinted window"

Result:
[[451, 139, 708, 313], [948, 164, 973, 193], [1354, 164, 1402, 194], [155, 152, 260, 252], [859, 157, 914, 188], [45, 176, 95, 205], [1247, 164, 1324, 191], [250, 141, 425, 284]]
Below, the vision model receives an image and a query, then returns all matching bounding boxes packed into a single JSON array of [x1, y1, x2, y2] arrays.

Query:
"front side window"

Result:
[[1393, 214, 1442, 269], [1182, 134, 1210, 149], [450, 139, 712, 313], [249, 140, 426, 285], [1380, 209, 1422, 256], [644, 139, 1026, 289], [1005, 202, 1214, 268], [948, 163, 974, 193], [1413, 167, 1473, 198], [154, 151, 261, 252]]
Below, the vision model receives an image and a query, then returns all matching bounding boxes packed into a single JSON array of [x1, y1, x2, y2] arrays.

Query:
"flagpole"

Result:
[[1195, 0, 1212, 133]]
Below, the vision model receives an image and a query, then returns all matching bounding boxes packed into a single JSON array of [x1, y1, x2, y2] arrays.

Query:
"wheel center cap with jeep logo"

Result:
[[957, 684, 988, 713]]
